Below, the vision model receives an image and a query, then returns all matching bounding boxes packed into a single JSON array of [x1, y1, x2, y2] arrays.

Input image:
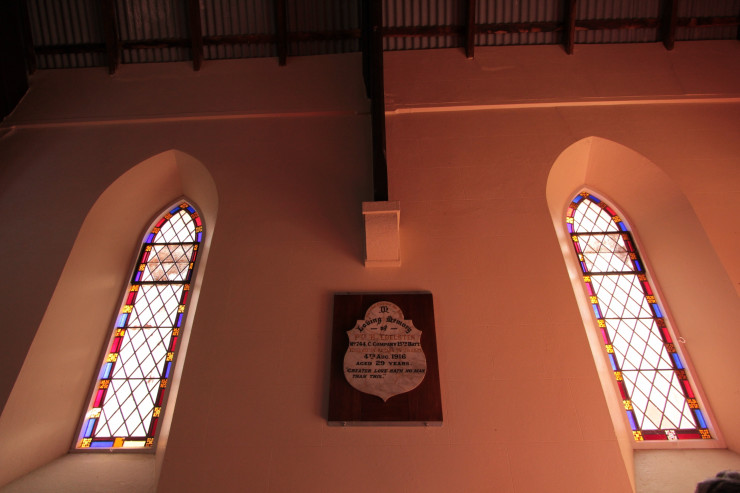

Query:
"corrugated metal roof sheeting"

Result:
[[576, 0, 660, 44], [202, 0, 275, 59], [27, 0, 105, 69], [478, 0, 560, 23], [677, 0, 740, 41], [678, 0, 740, 17], [118, 0, 190, 64], [579, 0, 659, 20], [286, 0, 360, 56], [384, 0, 462, 51], [477, 0, 560, 46]]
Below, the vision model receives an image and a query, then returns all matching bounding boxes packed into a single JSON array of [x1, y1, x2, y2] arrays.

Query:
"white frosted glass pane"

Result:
[[113, 327, 171, 379], [96, 378, 158, 438], [573, 200, 619, 233], [129, 285, 183, 328], [142, 244, 194, 282], [154, 210, 196, 243]]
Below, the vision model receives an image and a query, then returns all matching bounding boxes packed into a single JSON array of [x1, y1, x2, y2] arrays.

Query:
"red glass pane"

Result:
[[93, 388, 105, 407]]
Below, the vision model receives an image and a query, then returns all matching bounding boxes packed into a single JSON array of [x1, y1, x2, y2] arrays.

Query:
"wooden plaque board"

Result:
[[328, 293, 442, 424]]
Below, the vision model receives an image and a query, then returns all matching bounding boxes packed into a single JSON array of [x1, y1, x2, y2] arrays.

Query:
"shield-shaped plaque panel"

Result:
[[343, 301, 427, 401]]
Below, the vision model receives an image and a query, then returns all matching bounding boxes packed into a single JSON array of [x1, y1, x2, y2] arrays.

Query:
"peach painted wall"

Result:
[[0, 42, 738, 493]]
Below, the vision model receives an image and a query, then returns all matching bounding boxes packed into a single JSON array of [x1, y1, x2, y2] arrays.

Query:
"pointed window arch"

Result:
[[567, 191, 711, 442], [77, 201, 203, 449]]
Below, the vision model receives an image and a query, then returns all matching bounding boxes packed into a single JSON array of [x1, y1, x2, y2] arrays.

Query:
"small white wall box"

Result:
[[362, 201, 401, 267]]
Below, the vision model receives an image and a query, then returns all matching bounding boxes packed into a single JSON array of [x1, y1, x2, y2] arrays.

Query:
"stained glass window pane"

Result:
[[568, 192, 710, 442], [77, 202, 202, 449]]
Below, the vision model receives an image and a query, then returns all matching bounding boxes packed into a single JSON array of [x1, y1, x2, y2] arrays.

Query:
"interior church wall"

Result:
[[0, 42, 738, 493]]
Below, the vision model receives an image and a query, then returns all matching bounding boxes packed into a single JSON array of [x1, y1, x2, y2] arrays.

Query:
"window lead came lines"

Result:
[[77, 202, 202, 450], [567, 192, 711, 442]]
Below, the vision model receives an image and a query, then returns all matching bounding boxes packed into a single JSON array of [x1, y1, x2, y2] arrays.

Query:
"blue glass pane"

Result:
[[671, 353, 684, 369], [592, 304, 602, 318], [652, 304, 663, 317], [695, 410, 707, 428], [627, 410, 637, 430], [83, 419, 95, 437], [608, 353, 618, 371], [101, 362, 112, 379], [90, 440, 115, 448], [116, 314, 128, 328]]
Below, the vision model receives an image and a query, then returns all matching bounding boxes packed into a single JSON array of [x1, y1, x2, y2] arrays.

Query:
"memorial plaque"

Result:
[[343, 301, 427, 401], [328, 293, 442, 424]]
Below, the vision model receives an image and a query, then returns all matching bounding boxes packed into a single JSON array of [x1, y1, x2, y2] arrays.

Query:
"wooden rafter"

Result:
[[564, 0, 577, 55], [274, 0, 288, 66], [188, 0, 204, 70], [465, 0, 476, 59], [659, 0, 677, 50], [20, 0, 36, 73], [101, 0, 119, 74]]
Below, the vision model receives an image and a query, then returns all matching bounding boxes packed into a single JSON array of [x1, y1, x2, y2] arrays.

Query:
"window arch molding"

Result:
[[0, 150, 218, 488], [546, 137, 740, 477]]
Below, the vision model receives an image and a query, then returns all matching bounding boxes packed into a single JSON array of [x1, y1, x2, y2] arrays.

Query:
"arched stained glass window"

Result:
[[77, 202, 203, 449], [567, 192, 711, 442]]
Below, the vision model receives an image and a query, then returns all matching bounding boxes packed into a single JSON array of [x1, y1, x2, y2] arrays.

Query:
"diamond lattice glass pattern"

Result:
[[568, 193, 709, 441], [77, 203, 201, 449], [154, 209, 196, 243], [142, 244, 194, 282]]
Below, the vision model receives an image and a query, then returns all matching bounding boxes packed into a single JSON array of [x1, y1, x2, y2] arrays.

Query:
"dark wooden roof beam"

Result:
[[20, 0, 36, 73], [465, 0, 476, 59], [274, 0, 288, 66], [659, 0, 677, 50], [101, 0, 119, 75], [188, 0, 204, 70], [564, 0, 577, 54]]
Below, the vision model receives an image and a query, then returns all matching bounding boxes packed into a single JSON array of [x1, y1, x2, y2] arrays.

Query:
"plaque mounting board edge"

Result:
[[328, 293, 443, 425]]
